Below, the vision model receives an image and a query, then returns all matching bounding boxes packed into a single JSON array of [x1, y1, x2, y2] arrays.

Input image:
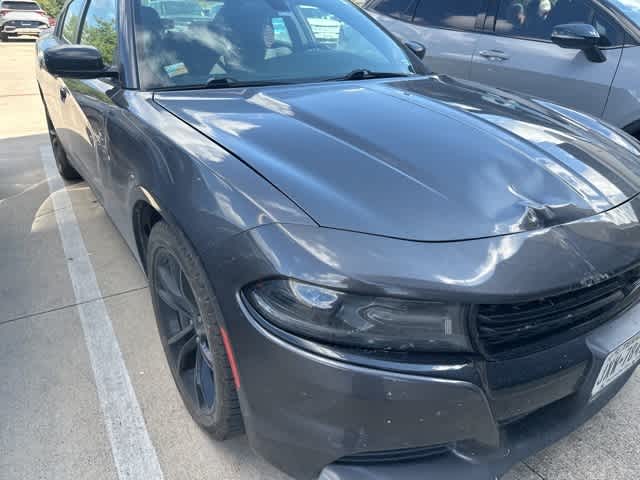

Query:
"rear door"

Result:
[[367, 0, 488, 79], [470, 0, 624, 117]]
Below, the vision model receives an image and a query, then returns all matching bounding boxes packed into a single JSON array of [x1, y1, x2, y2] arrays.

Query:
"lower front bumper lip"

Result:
[[320, 453, 499, 480]]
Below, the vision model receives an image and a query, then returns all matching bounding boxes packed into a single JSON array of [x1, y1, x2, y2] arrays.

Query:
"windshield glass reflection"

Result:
[[135, 0, 416, 89]]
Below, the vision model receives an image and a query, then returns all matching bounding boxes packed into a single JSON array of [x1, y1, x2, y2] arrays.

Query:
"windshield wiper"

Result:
[[152, 71, 412, 93], [203, 77, 289, 89], [150, 77, 290, 92], [326, 69, 414, 82]]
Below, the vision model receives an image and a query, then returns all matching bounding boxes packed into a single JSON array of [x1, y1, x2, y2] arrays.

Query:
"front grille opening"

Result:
[[336, 444, 450, 465], [475, 267, 640, 358], [4, 20, 45, 27]]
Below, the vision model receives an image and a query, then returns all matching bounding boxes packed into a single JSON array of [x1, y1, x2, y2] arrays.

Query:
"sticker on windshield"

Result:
[[164, 62, 189, 78]]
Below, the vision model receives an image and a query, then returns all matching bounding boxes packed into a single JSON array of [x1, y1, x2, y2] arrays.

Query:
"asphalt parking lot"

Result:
[[1, 39, 640, 480]]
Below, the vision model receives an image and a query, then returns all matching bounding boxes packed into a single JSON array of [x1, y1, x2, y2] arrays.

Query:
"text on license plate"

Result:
[[592, 333, 640, 397]]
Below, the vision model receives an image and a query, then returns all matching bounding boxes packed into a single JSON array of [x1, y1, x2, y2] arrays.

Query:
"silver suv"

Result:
[[366, 0, 640, 138], [0, 0, 49, 41]]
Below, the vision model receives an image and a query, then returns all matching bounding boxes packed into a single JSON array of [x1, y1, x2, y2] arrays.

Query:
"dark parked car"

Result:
[[36, 0, 640, 478]]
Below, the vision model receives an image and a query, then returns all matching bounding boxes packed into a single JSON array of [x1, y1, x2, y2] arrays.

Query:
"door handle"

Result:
[[59, 86, 69, 102], [478, 49, 510, 62]]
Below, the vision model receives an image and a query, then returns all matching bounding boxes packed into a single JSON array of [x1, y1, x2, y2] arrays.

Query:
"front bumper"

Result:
[[2, 25, 46, 36], [203, 197, 640, 479], [233, 295, 638, 480], [320, 305, 640, 480], [319, 375, 628, 480]]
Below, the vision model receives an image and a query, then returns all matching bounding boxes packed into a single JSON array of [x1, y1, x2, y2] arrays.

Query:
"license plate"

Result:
[[592, 333, 640, 397]]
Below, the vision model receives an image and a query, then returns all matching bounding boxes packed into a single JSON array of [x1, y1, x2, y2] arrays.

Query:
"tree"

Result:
[[81, 17, 117, 65], [39, 0, 66, 17]]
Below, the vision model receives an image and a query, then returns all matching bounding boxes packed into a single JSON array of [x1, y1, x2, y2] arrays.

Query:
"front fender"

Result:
[[114, 90, 314, 268]]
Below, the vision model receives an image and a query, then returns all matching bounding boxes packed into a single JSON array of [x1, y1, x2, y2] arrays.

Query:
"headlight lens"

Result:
[[245, 279, 471, 352]]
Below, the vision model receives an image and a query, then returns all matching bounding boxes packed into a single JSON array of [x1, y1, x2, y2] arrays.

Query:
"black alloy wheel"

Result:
[[154, 248, 217, 414], [147, 221, 243, 438]]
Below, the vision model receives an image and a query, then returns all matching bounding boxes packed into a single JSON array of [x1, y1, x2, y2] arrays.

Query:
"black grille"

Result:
[[475, 268, 640, 358], [5, 20, 45, 27], [336, 445, 449, 465]]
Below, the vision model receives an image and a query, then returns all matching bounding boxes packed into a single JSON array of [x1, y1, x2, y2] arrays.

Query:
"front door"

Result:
[[62, 0, 119, 201], [41, 0, 87, 155], [409, 0, 488, 79]]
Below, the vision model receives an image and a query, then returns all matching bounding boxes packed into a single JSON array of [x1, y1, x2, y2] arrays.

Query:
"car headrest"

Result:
[[547, 0, 582, 26], [137, 5, 163, 33]]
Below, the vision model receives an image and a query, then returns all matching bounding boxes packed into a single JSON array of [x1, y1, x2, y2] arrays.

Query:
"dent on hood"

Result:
[[389, 76, 640, 229]]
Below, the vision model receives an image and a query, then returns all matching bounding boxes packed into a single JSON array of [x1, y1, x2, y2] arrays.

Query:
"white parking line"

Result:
[[39, 145, 164, 480]]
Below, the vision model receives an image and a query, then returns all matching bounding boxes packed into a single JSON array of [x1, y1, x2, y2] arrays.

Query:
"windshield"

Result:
[[607, 0, 640, 26], [134, 0, 417, 89], [1, 1, 40, 9]]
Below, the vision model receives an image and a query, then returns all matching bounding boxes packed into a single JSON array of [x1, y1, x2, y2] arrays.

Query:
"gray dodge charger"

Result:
[[36, 0, 640, 478]]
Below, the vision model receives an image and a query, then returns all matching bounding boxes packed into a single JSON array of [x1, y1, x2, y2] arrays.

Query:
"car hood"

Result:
[[155, 75, 640, 241]]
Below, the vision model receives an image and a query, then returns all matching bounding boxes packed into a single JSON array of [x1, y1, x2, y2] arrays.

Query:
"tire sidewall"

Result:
[[147, 221, 238, 434], [44, 110, 81, 180]]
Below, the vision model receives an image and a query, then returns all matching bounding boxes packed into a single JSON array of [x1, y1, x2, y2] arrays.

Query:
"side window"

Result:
[[61, 0, 85, 42], [271, 16, 292, 46], [79, 0, 118, 66], [495, 0, 592, 41], [295, 3, 390, 64], [412, 0, 484, 31], [299, 5, 343, 47], [593, 11, 624, 47], [368, 0, 416, 22], [265, 16, 294, 60]]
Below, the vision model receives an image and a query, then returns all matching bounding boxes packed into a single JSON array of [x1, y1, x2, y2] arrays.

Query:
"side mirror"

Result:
[[551, 23, 605, 63], [404, 40, 426, 60], [44, 44, 118, 79]]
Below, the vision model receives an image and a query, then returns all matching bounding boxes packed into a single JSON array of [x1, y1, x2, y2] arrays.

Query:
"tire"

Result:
[[147, 221, 243, 439], [0, 33, 9, 42], [45, 110, 81, 180]]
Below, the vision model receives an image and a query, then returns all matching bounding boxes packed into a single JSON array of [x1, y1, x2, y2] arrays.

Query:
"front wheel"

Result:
[[147, 221, 243, 439], [0, 33, 9, 42]]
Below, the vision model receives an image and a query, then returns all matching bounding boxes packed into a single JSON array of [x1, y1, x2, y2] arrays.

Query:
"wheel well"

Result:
[[133, 200, 163, 272]]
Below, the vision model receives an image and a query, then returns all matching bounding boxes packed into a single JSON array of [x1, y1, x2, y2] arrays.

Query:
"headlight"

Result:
[[245, 279, 471, 352]]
